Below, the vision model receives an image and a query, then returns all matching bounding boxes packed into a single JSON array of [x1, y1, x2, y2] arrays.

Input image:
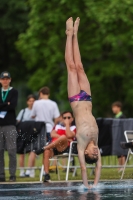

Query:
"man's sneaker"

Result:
[[19, 171, 25, 177], [25, 170, 30, 177], [30, 169, 35, 178], [25, 174, 30, 177], [120, 142, 133, 149], [44, 174, 51, 182], [0, 177, 5, 182], [9, 176, 16, 182]]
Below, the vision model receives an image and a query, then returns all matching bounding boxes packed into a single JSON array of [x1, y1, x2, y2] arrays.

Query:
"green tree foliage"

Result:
[[0, 0, 29, 81], [16, 0, 133, 116]]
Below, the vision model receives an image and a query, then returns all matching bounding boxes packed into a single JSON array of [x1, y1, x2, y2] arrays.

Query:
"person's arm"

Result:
[[16, 109, 24, 122], [77, 141, 89, 189], [65, 119, 75, 139], [93, 149, 102, 187], [32, 115, 36, 119], [31, 102, 36, 118], [0, 90, 18, 111], [54, 116, 61, 125], [65, 124, 75, 138], [50, 130, 60, 139], [78, 147, 89, 188], [53, 103, 60, 124]]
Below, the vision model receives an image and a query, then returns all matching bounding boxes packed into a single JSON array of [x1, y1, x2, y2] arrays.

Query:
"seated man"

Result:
[[36, 111, 76, 182], [120, 142, 133, 149]]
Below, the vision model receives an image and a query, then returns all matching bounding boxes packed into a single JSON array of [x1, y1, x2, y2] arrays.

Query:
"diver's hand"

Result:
[[84, 185, 90, 190], [89, 184, 97, 190], [88, 185, 93, 189]]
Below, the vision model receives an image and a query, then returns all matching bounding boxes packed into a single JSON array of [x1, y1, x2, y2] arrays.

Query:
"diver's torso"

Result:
[[71, 101, 98, 145]]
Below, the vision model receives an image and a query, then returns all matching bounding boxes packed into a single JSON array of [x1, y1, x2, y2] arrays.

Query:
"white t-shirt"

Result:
[[31, 99, 60, 132], [17, 108, 34, 122]]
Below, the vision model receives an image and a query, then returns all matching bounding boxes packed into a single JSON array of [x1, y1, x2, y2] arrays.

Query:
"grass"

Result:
[[3, 152, 133, 182]]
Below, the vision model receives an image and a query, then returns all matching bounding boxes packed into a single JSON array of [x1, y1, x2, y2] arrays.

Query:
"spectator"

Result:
[[31, 86, 60, 142], [31, 86, 60, 177], [112, 101, 126, 119], [16, 94, 36, 177], [40, 111, 76, 182], [0, 71, 18, 182], [112, 101, 126, 172]]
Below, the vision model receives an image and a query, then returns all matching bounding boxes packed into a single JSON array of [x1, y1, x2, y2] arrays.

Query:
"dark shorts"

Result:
[[117, 155, 127, 158], [53, 146, 70, 156], [68, 90, 92, 103]]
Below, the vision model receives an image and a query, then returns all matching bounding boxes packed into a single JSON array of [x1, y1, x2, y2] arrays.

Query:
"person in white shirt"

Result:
[[31, 86, 60, 175], [17, 94, 36, 177], [31, 86, 60, 142], [17, 96, 35, 122]]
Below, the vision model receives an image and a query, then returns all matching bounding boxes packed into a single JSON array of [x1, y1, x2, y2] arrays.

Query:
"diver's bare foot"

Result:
[[74, 17, 80, 35], [66, 17, 73, 36]]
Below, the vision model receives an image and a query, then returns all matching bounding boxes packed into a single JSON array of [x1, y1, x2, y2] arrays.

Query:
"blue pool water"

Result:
[[0, 181, 133, 200]]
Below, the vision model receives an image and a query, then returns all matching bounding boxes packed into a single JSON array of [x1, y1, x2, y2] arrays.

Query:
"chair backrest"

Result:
[[124, 130, 133, 154]]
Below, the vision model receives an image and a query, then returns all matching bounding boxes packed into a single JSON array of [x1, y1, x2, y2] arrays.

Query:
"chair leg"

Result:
[[57, 160, 60, 180], [66, 143, 73, 181], [121, 149, 130, 180], [72, 167, 77, 177], [40, 164, 44, 182]]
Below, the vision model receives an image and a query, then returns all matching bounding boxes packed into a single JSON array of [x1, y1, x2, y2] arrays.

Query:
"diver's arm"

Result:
[[78, 147, 89, 188], [93, 149, 102, 186]]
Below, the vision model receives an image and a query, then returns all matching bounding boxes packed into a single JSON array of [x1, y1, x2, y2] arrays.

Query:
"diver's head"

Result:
[[84, 142, 98, 164]]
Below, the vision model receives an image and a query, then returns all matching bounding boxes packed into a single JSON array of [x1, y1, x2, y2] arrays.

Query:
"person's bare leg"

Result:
[[44, 135, 68, 152], [118, 156, 125, 172], [121, 156, 126, 165], [118, 157, 121, 170], [73, 17, 91, 95], [118, 157, 123, 171], [65, 17, 80, 97], [19, 154, 25, 176], [27, 152, 36, 167], [25, 152, 36, 177], [43, 136, 68, 174], [121, 156, 125, 171], [44, 149, 53, 174], [19, 154, 24, 168]]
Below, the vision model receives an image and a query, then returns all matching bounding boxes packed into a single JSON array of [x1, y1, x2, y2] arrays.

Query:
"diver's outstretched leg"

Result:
[[73, 17, 91, 95], [65, 17, 80, 97]]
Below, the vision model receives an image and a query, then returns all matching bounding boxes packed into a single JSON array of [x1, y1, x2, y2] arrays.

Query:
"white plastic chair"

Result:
[[40, 157, 62, 181], [40, 141, 78, 182], [65, 141, 78, 181], [121, 130, 133, 179]]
